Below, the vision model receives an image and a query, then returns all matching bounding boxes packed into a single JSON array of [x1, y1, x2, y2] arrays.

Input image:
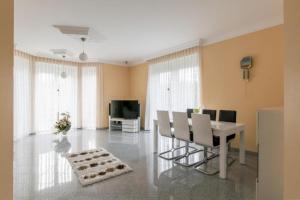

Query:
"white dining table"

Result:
[[153, 119, 246, 179]]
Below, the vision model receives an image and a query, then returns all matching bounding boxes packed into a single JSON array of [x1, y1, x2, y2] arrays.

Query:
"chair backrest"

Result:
[[186, 108, 194, 118], [172, 112, 191, 141], [219, 110, 237, 123], [157, 110, 172, 137], [192, 113, 213, 147], [202, 109, 217, 121]]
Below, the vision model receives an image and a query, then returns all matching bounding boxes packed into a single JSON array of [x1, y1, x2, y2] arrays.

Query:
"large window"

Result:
[[81, 67, 97, 129], [35, 62, 78, 132], [58, 65, 79, 128], [14, 55, 32, 140], [13, 52, 100, 139], [145, 49, 200, 130]]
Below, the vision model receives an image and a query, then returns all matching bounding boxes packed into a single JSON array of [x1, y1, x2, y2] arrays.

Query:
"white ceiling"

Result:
[[15, 0, 283, 65]]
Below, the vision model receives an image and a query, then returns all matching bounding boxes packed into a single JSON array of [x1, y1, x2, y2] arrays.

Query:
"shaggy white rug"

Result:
[[66, 148, 133, 186]]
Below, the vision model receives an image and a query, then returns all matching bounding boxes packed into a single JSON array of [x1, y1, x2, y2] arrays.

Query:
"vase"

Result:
[[61, 130, 69, 135], [53, 135, 71, 155], [63, 125, 71, 134]]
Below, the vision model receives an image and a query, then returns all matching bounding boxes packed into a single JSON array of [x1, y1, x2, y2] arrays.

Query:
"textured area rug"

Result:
[[66, 148, 132, 186]]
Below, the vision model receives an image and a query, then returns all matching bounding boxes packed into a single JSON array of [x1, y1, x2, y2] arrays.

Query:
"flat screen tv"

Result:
[[110, 100, 140, 119]]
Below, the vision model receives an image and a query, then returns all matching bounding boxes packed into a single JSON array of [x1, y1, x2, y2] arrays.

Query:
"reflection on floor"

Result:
[[14, 129, 257, 200]]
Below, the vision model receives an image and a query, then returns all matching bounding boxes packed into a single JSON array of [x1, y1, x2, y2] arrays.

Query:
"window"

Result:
[[14, 55, 32, 140], [81, 66, 97, 129], [34, 62, 78, 132], [13, 52, 101, 139], [145, 51, 200, 130]]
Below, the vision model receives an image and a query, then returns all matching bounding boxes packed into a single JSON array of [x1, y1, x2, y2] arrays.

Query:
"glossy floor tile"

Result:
[[14, 129, 257, 200]]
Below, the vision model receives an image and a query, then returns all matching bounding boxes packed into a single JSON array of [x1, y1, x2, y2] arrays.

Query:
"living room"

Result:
[[1, 0, 300, 200]]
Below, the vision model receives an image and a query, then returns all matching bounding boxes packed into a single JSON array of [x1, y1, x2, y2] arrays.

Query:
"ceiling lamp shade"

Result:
[[79, 52, 88, 61], [60, 71, 67, 79], [79, 37, 88, 61]]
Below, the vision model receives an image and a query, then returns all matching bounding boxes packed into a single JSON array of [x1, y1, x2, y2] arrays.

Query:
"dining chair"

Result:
[[157, 110, 185, 160], [186, 108, 194, 118], [201, 109, 217, 167], [202, 109, 217, 121], [192, 113, 233, 175], [219, 110, 237, 123], [172, 111, 200, 167], [218, 110, 237, 165], [192, 114, 238, 175]]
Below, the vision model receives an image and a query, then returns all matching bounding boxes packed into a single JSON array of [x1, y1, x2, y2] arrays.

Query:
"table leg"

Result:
[[153, 122, 158, 154], [219, 135, 227, 179], [153, 153, 158, 186], [239, 130, 246, 164]]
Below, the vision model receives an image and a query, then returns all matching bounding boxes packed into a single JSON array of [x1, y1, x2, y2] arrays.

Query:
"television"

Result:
[[110, 100, 140, 119]]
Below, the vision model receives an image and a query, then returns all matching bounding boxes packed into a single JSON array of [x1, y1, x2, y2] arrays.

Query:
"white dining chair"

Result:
[[191, 113, 220, 175], [172, 111, 200, 167], [157, 110, 185, 160]]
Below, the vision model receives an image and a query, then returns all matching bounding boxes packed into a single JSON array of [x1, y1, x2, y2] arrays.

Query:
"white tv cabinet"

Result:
[[109, 117, 140, 133]]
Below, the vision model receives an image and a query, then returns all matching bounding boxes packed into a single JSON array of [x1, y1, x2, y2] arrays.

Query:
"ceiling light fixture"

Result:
[[53, 25, 90, 36], [79, 37, 88, 61]]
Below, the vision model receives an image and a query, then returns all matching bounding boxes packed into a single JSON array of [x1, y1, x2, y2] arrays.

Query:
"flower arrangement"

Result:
[[54, 112, 71, 135], [193, 107, 201, 114]]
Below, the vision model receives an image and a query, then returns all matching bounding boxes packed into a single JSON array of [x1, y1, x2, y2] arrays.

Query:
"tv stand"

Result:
[[109, 117, 140, 133]]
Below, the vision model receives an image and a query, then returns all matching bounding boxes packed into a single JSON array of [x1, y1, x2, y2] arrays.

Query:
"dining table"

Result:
[[153, 119, 246, 179]]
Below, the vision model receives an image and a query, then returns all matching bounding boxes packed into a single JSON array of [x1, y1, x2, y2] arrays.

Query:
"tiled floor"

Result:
[[14, 129, 257, 200]]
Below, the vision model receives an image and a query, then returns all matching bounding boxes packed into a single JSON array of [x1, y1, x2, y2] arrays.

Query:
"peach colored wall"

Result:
[[284, 0, 300, 199], [0, 0, 13, 199], [202, 25, 283, 152], [129, 63, 148, 128], [129, 25, 284, 152], [101, 64, 131, 127]]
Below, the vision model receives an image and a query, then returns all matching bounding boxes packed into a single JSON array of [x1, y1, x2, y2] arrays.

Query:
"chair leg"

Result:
[[227, 155, 235, 166], [228, 142, 231, 151], [173, 142, 203, 167], [207, 144, 236, 166], [159, 138, 188, 160], [227, 143, 236, 166], [194, 147, 219, 175]]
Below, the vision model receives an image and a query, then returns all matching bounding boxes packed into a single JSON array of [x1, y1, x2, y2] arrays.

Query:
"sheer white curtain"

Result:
[[35, 61, 78, 132], [169, 53, 200, 111], [14, 55, 32, 140], [81, 66, 97, 129], [58, 65, 78, 128], [145, 47, 200, 130], [13, 51, 100, 137], [35, 62, 60, 132]]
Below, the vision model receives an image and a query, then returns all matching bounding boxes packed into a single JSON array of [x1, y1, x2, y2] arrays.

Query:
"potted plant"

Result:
[[54, 112, 71, 135]]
